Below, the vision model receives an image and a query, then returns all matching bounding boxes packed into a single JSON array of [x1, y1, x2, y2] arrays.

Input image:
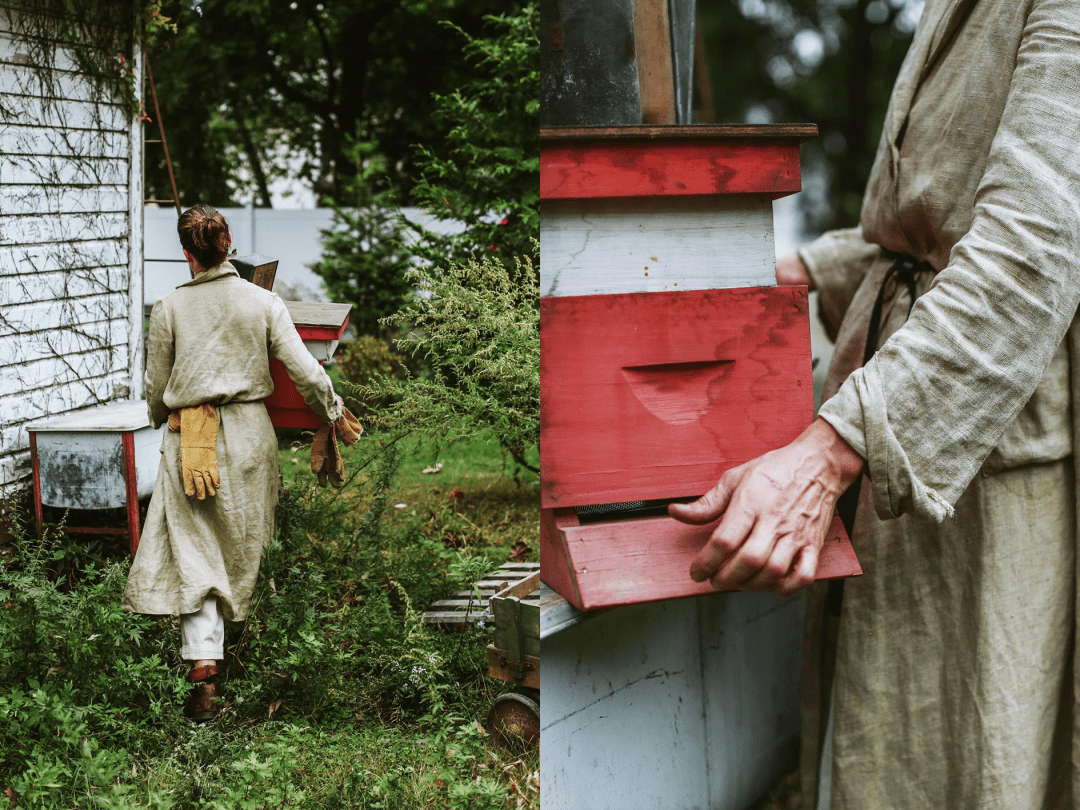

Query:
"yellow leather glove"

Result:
[[310, 405, 362, 487], [168, 404, 221, 500], [311, 423, 344, 488]]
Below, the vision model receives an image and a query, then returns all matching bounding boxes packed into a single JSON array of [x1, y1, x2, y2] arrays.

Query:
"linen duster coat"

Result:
[[122, 262, 340, 623], [796, 0, 1080, 807]]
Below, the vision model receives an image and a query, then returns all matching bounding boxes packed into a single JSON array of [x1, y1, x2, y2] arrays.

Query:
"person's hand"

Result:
[[668, 419, 864, 595], [776, 253, 815, 290]]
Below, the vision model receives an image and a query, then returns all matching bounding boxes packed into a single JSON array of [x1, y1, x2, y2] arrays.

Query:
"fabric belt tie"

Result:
[[833, 253, 936, 614], [863, 253, 936, 366]]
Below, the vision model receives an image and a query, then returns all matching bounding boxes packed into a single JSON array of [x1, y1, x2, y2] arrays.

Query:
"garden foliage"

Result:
[[312, 2, 539, 334], [369, 250, 539, 474], [408, 3, 540, 268], [332, 334, 413, 417], [0, 436, 537, 809], [315, 2, 540, 472], [311, 141, 416, 337], [142, 0, 507, 206]]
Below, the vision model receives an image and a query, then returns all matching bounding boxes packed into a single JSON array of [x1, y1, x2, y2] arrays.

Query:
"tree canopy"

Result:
[[144, 0, 510, 207], [698, 0, 919, 232]]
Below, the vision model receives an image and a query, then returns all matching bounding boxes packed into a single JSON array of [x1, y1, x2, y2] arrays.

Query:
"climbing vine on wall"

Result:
[[1, 0, 174, 120], [0, 1, 173, 481]]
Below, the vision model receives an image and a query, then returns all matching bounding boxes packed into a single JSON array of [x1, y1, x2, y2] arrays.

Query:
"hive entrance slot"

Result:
[[621, 360, 734, 425], [575, 496, 698, 524]]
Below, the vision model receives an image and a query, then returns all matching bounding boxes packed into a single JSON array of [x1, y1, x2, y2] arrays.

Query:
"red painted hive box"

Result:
[[265, 301, 351, 429], [539, 125, 860, 611]]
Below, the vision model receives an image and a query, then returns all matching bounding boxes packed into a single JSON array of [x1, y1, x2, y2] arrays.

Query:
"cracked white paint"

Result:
[[0, 19, 142, 494], [540, 196, 777, 298]]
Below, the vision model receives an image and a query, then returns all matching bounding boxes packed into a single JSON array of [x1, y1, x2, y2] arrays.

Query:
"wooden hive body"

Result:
[[263, 301, 351, 429], [539, 126, 860, 611]]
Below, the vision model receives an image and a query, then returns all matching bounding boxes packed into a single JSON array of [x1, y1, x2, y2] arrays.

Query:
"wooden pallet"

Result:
[[422, 561, 539, 627]]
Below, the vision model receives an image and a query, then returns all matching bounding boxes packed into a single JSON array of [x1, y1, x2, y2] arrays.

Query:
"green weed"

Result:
[[0, 434, 538, 809]]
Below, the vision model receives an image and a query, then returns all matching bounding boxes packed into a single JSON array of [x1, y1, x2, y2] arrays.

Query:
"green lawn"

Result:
[[281, 432, 539, 564]]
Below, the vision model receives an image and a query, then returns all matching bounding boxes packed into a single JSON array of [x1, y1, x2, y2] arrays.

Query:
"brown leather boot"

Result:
[[184, 663, 221, 722]]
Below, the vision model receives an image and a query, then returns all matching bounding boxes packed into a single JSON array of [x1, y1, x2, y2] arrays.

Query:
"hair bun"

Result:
[[177, 204, 231, 269]]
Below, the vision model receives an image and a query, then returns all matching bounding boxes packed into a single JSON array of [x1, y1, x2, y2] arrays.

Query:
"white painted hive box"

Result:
[[26, 401, 163, 509]]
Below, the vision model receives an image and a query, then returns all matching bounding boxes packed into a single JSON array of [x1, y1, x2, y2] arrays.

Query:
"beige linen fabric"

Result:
[[122, 262, 340, 622], [795, 0, 1080, 806]]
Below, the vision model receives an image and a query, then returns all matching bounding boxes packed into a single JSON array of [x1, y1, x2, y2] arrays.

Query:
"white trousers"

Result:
[[179, 594, 224, 661]]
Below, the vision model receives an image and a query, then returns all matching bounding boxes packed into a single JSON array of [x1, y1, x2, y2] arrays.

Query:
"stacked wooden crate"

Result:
[[422, 561, 539, 628]]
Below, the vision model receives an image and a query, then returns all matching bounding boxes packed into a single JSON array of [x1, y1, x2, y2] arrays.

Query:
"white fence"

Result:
[[144, 206, 458, 306]]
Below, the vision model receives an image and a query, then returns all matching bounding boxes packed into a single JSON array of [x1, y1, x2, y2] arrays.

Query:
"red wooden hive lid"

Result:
[[540, 124, 818, 202], [284, 301, 351, 341]]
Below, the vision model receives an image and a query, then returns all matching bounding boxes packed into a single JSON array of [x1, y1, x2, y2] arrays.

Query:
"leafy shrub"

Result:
[[0, 434, 535, 808], [410, 4, 540, 268], [370, 249, 539, 473], [311, 140, 416, 337], [0, 515, 182, 808], [231, 442, 498, 723], [333, 335, 413, 416]]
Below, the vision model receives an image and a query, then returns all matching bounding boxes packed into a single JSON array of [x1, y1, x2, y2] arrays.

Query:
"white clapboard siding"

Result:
[[0, 344, 129, 403], [1, 126, 128, 159], [0, 93, 127, 132], [0, 425, 29, 460], [3, 185, 129, 216], [0, 31, 85, 73], [0, 370, 131, 429], [539, 195, 776, 297], [2, 155, 128, 186], [0, 317, 127, 369], [0, 239, 127, 276], [0, 61, 113, 104], [0, 266, 128, 307], [0, 291, 130, 335], [0, 454, 31, 490], [0, 212, 128, 246], [0, 62, 119, 107], [0, 9, 140, 493]]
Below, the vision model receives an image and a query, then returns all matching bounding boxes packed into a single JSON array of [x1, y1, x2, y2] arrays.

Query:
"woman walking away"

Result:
[[122, 204, 358, 720]]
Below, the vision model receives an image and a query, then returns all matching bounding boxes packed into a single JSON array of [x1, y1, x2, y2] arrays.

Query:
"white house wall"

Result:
[[0, 18, 142, 497]]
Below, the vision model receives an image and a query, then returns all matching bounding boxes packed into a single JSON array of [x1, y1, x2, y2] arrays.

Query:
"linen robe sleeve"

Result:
[[818, 0, 1080, 521], [266, 296, 342, 424], [797, 226, 881, 341], [144, 300, 174, 430]]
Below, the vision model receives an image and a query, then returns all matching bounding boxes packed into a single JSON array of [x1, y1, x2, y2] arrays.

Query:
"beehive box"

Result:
[[539, 126, 860, 612], [232, 253, 279, 290], [26, 401, 163, 509], [486, 570, 541, 690], [264, 301, 351, 429]]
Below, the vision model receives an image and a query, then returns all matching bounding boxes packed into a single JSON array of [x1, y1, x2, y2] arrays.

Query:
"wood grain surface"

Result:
[[540, 196, 776, 297], [541, 138, 806, 200], [540, 124, 819, 142], [553, 513, 859, 610], [539, 286, 813, 509], [283, 301, 352, 333], [25, 400, 150, 432]]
